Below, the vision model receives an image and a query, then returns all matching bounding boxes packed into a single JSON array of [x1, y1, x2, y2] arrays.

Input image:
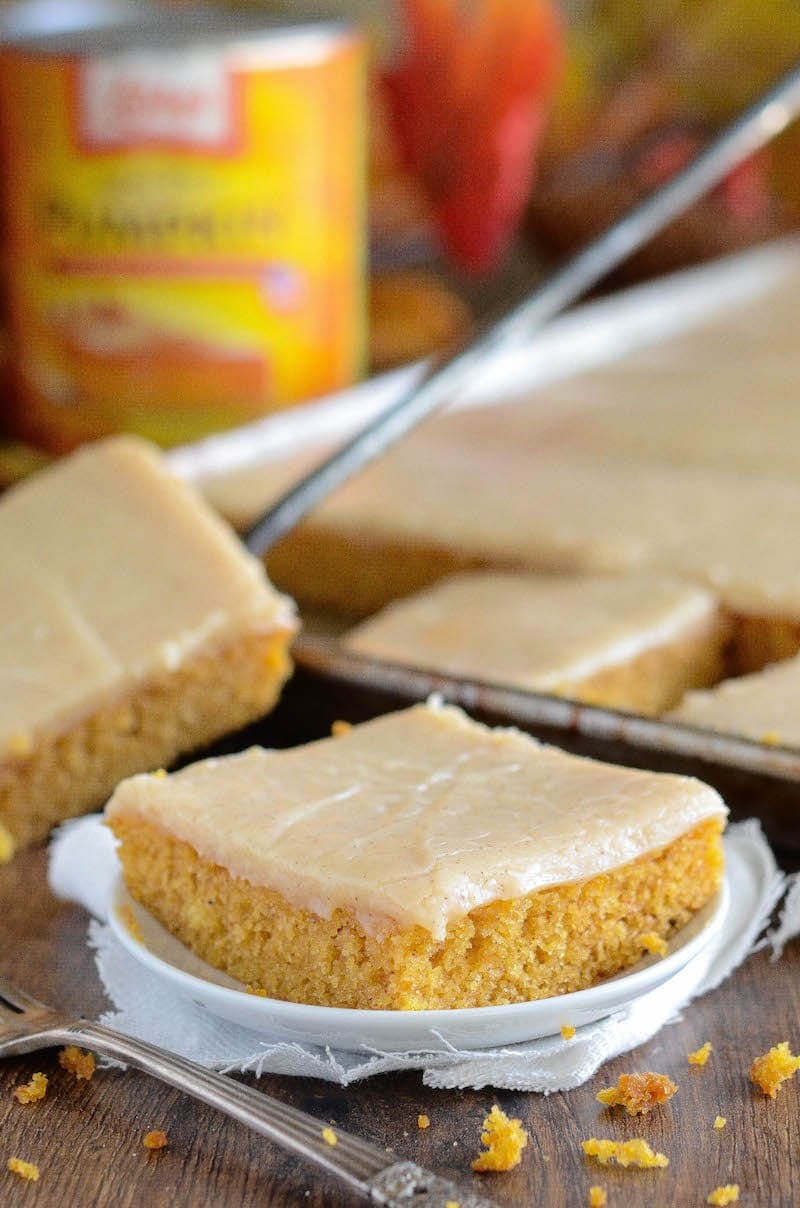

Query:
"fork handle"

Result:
[[54, 1021, 498, 1208]]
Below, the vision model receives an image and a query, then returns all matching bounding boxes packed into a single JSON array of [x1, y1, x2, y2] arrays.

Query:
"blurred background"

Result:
[[0, 0, 798, 478]]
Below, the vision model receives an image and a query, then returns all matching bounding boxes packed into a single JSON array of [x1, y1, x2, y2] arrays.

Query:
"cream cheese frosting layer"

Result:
[[106, 700, 727, 940], [669, 655, 800, 748], [0, 436, 296, 754], [344, 572, 718, 689]]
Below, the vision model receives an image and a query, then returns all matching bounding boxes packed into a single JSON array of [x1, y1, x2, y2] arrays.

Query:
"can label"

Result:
[[0, 24, 365, 450], [78, 50, 236, 152]]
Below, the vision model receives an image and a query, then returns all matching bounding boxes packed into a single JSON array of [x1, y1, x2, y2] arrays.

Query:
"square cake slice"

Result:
[[344, 572, 728, 715], [106, 700, 726, 1011], [668, 654, 800, 748], [0, 436, 297, 858]]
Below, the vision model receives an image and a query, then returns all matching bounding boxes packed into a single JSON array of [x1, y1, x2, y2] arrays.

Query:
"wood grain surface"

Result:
[[0, 842, 798, 1208]]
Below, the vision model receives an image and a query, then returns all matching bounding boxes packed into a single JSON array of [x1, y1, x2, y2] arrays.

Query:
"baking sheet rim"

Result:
[[294, 633, 800, 786]]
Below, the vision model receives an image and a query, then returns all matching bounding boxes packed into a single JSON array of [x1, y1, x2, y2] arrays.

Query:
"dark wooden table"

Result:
[[0, 843, 798, 1208]]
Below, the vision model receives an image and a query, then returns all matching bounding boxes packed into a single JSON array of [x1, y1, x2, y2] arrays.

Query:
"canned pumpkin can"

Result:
[[0, 11, 366, 451]]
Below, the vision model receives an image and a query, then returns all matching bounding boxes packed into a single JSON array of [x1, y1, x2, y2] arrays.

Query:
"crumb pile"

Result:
[[7, 1157, 39, 1181], [596, 1072, 677, 1115], [582, 1138, 669, 1169], [13, 1073, 48, 1104], [706, 1186, 740, 1206], [750, 1041, 800, 1097], [59, 1046, 95, 1080], [143, 1131, 168, 1151], [688, 1042, 713, 1067], [471, 1106, 528, 1173]]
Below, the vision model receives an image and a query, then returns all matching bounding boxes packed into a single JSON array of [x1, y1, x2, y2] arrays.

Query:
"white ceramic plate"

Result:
[[108, 854, 733, 1054]]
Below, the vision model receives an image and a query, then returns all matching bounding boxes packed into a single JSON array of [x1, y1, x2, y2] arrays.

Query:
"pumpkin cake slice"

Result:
[[106, 700, 726, 1011], [344, 571, 728, 715], [668, 652, 800, 749], [0, 436, 297, 858]]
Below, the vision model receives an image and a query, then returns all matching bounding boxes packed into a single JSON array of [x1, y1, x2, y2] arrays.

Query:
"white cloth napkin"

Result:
[[49, 815, 791, 1091]]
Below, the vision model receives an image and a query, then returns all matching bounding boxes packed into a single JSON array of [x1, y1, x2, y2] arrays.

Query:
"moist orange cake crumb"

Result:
[[417, 1115, 430, 1129], [471, 1105, 528, 1172], [582, 1138, 669, 1169], [331, 720, 353, 736], [639, 931, 668, 957], [7, 1157, 39, 1181], [561, 1024, 576, 1040], [13, 1073, 47, 1104], [688, 1042, 713, 1066], [59, 1046, 95, 1080], [707, 1185, 740, 1205], [714, 1116, 727, 1130], [589, 1188, 607, 1208], [143, 1130, 168, 1151], [322, 1128, 338, 1147], [596, 1072, 677, 1115], [750, 1041, 800, 1097]]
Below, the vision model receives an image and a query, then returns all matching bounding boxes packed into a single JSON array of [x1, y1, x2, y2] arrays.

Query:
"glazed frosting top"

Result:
[[670, 654, 800, 748], [0, 437, 295, 756], [345, 571, 717, 690], [106, 699, 726, 939]]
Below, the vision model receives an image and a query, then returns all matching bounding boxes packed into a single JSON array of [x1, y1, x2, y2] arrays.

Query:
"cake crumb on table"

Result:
[[750, 1041, 800, 1097], [143, 1131, 168, 1151], [560, 1024, 576, 1040], [331, 720, 353, 736], [321, 1128, 338, 1147], [417, 1114, 430, 1129], [706, 1185, 739, 1205], [59, 1046, 95, 1080], [596, 1072, 677, 1115], [471, 1105, 528, 1172], [688, 1042, 712, 1067], [714, 1116, 727, 1130], [7, 1157, 39, 1181], [639, 931, 668, 957], [13, 1073, 48, 1104], [589, 1187, 607, 1207], [582, 1138, 669, 1169]]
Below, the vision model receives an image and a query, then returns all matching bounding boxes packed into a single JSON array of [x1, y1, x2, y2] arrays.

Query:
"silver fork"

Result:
[[0, 973, 499, 1208]]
